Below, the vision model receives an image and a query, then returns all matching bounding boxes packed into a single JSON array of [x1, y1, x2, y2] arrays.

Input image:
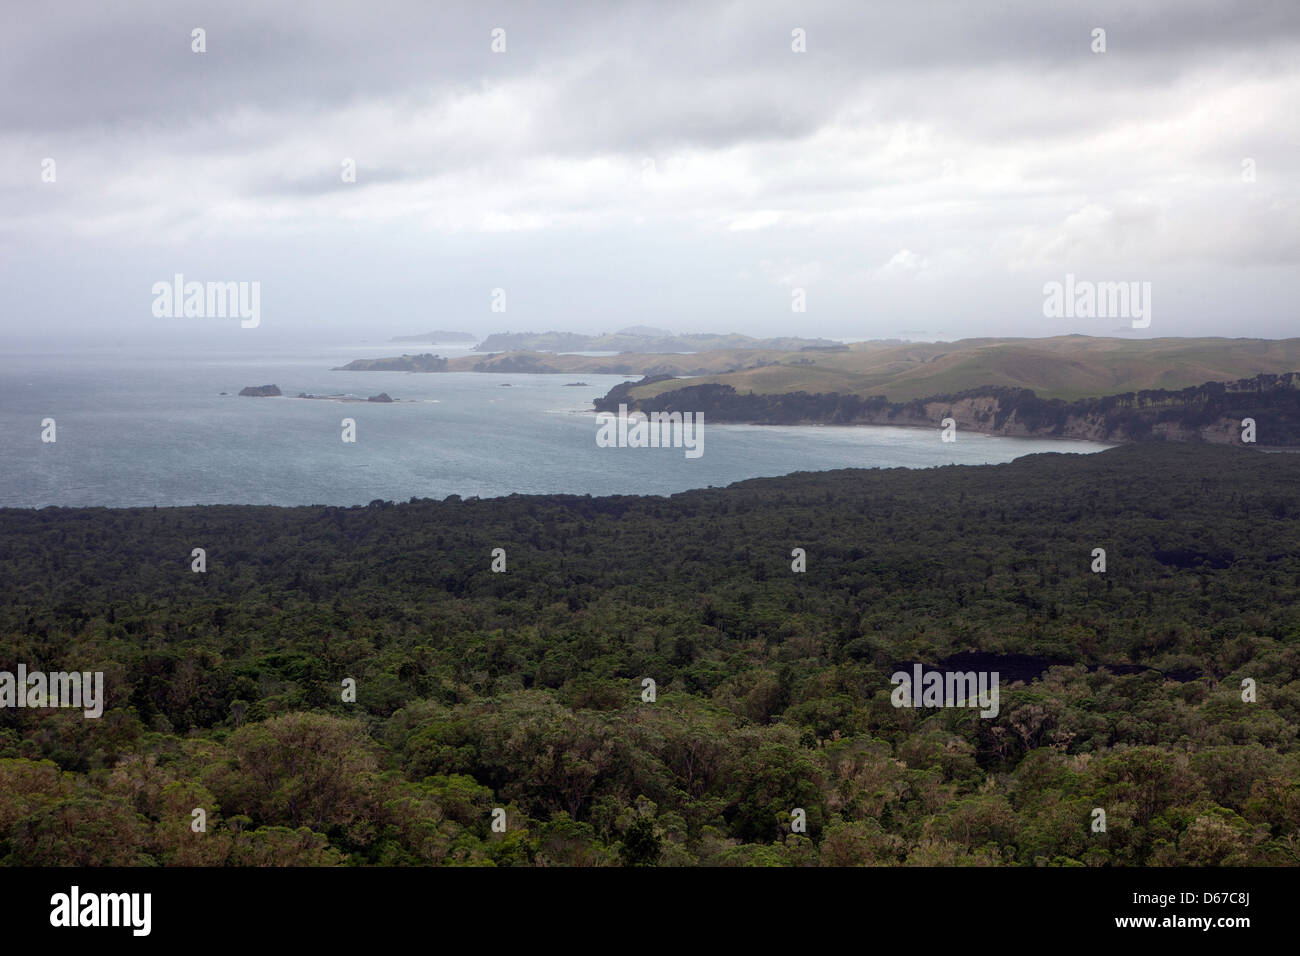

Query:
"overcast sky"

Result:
[[1, 0, 1297, 347]]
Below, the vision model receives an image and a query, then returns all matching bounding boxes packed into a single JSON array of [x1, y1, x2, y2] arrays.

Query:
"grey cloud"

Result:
[[1, 0, 1297, 343], [6, 0, 1298, 141]]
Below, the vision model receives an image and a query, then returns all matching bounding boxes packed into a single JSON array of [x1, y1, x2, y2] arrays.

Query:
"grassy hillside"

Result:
[[625, 336, 1300, 403]]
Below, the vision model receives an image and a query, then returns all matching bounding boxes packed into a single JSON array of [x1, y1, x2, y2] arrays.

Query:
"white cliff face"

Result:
[[844, 395, 1243, 445]]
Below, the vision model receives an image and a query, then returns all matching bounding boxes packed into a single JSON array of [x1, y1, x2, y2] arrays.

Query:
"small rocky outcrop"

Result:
[[238, 384, 281, 397]]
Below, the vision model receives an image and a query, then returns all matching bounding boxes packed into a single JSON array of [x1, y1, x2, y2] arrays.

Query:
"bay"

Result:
[[0, 345, 1112, 508]]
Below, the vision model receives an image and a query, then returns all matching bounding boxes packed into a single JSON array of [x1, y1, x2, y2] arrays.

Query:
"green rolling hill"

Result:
[[625, 336, 1300, 403]]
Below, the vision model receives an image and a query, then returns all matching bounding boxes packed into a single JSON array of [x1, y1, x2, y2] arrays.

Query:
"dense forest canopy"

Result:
[[1, 443, 1297, 866]]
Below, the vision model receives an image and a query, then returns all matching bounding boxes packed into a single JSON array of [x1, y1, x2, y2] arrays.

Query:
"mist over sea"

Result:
[[0, 344, 1112, 508]]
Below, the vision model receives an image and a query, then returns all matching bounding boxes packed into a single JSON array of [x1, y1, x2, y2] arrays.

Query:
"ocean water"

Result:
[[0, 345, 1113, 508]]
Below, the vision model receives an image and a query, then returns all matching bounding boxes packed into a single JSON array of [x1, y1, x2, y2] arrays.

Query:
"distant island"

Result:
[[390, 331, 477, 343], [474, 328, 842, 353], [239, 384, 400, 402], [334, 349, 798, 376], [337, 329, 847, 375], [297, 392, 399, 403], [333, 354, 449, 372]]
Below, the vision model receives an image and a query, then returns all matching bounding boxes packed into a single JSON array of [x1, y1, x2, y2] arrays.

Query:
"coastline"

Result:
[[593, 374, 1300, 448], [583, 406, 1120, 446]]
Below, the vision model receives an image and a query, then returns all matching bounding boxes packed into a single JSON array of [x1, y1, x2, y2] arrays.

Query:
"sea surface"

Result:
[[0, 344, 1113, 508]]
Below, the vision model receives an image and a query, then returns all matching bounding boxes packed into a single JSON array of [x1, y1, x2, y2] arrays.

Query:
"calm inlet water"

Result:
[[0, 345, 1113, 508]]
